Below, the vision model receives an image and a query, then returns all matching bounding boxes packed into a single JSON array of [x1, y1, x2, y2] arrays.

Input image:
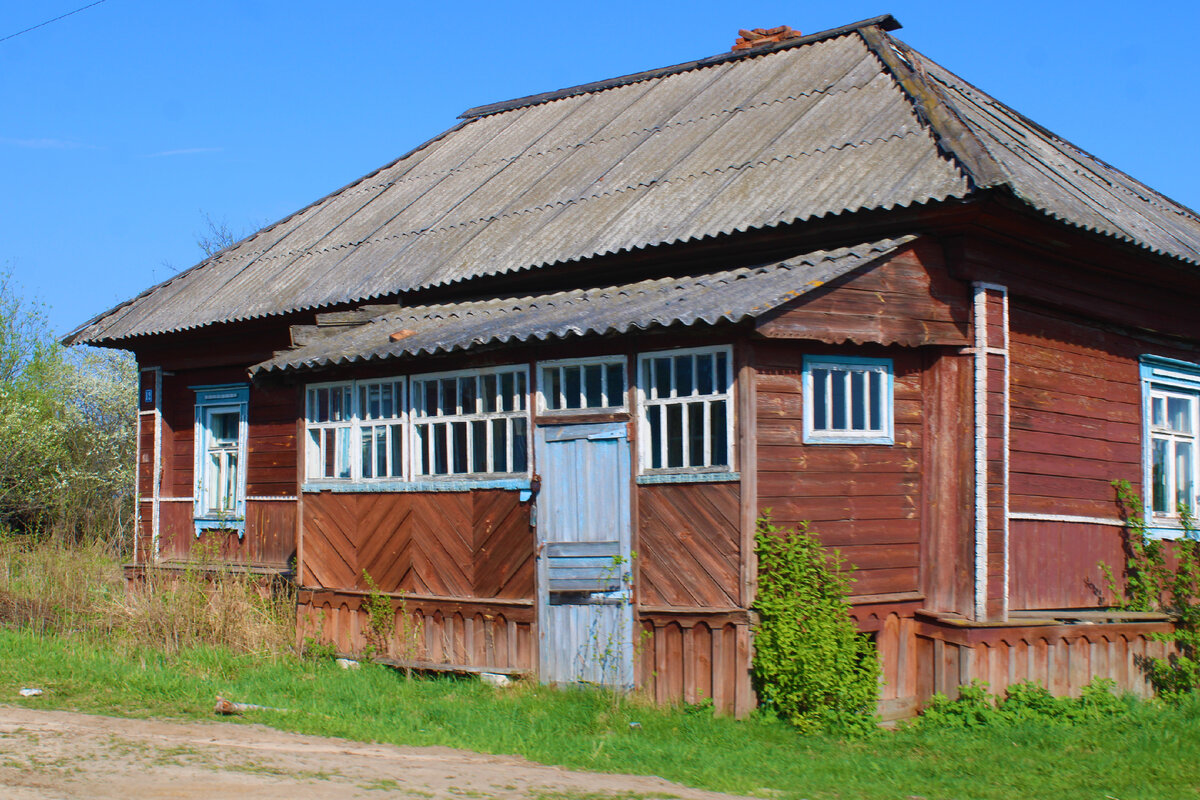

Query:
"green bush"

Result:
[[918, 678, 1131, 728], [1106, 479, 1200, 696], [751, 515, 880, 736]]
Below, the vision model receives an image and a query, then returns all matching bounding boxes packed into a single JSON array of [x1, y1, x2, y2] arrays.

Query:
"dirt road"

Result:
[[0, 705, 752, 800]]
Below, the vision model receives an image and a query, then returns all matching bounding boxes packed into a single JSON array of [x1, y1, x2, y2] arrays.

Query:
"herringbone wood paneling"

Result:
[[473, 490, 534, 599], [638, 483, 741, 608], [302, 490, 532, 600]]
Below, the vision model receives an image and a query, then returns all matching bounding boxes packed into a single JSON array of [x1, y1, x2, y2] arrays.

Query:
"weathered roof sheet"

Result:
[[67, 16, 1200, 346], [67, 18, 964, 345], [251, 237, 913, 375]]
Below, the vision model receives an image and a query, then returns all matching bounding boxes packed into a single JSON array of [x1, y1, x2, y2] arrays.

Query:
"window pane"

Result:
[[643, 360, 655, 400], [544, 368, 562, 409], [1169, 397, 1192, 433], [647, 405, 662, 469], [424, 381, 438, 417], [482, 374, 498, 413], [515, 371, 527, 410], [440, 378, 456, 414], [1152, 396, 1165, 427], [812, 369, 828, 430], [500, 373, 515, 412], [361, 428, 374, 479], [676, 356, 694, 397], [606, 363, 624, 405], [1177, 440, 1194, 511], [830, 370, 847, 430], [389, 424, 403, 477], [687, 401, 705, 466], [375, 427, 387, 477], [452, 421, 468, 473], [459, 376, 477, 414], [210, 411, 238, 445], [433, 422, 447, 475], [336, 428, 350, 479], [850, 371, 866, 430], [715, 351, 729, 392], [472, 420, 488, 473], [492, 418, 508, 473], [666, 403, 683, 468], [512, 418, 528, 472], [585, 364, 604, 408], [697, 354, 713, 395], [710, 400, 728, 467], [654, 357, 672, 398], [564, 366, 582, 409], [1153, 437, 1169, 513], [870, 371, 883, 431]]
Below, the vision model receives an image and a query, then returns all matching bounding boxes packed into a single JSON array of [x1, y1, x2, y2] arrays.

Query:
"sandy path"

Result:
[[0, 704, 754, 800]]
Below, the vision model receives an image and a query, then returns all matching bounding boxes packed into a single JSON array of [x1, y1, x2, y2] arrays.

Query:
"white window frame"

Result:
[[636, 345, 734, 474], [193, 384, 248, 534], [409, 365, 531, 479], [1141, 356, 1200, 538], [304, 379, 407, 482], [802, 355, 894, 445], [536, 356, 628, 415]]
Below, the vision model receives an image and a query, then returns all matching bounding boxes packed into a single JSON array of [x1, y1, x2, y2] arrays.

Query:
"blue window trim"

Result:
[[1139, 356, 1200, 540], [192, 384, 250, 538], [303, 477, 531, 494], [636, 471, 740, 485], [802, 355, 895, 445]]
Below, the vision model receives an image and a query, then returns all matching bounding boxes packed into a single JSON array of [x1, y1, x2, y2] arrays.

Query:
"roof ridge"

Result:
[[856, 25, 1009, 194], [458, 15, 902, 119]]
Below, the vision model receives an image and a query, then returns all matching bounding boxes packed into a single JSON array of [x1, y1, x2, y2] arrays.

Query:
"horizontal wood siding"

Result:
[[754, 240, 970, 347], [1006, 304, 1156, 610], [157, 499, 295, 566], [637, 482, 741, 608], [297, 590, 535, 673], [301, 490, 534, 600], [754, 343, 924, 597]]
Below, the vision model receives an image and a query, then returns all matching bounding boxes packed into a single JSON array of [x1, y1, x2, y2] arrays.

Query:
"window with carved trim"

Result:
[[1142, 356, 1200, 536], [193, 384, 248, 532]]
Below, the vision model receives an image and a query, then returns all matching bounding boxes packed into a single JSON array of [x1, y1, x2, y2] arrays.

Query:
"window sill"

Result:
[[194, 517, 245, 536], [303, 478, 531, 494], [1145, 520, 1200, 540], [636, 471, 740, 485], [802, 434, 895, 446]]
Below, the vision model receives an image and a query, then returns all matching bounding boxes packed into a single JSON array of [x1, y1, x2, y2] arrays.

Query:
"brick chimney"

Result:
[[732, 25, 803, 51]]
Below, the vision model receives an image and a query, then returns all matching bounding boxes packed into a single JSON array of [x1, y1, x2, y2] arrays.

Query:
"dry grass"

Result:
[[0, 534, 295, 657]]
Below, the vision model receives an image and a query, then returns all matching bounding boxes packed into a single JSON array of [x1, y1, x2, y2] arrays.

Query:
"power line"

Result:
[[0, 0, 108, 45]]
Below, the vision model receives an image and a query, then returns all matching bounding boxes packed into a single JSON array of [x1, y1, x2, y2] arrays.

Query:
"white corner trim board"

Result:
[[972, 282, 1010, 621]]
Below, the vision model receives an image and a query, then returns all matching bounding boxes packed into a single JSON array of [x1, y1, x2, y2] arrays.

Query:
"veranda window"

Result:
[[538, 357, 627, 412], [306, 383, 354, 480], [637, 346, 733, 472], [411, 367, 529, 477]]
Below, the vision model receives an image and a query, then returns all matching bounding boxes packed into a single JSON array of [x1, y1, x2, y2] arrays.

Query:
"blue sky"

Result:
[[3, 1, 1198, 339]]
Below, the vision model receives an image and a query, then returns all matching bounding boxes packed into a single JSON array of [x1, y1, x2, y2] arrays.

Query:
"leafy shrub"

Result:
[[751, 515, 880, 736], [1106, 479, 1200, 696], [919, 678, 1130, 728]]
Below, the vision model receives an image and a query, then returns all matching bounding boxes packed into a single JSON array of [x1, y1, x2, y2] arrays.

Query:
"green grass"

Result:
[[2, 628, 1199, 800]]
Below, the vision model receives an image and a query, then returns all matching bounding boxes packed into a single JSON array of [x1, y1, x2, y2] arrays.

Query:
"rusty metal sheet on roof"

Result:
[[251, 237, 913, 374], [70, 31, 963, 344]]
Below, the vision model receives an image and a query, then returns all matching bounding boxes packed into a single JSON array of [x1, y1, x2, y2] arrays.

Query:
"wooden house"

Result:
[[67, 15, 1200, 718]]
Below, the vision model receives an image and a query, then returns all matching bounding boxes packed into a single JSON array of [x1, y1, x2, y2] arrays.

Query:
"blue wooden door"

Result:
[[534, 422, 634, 688]]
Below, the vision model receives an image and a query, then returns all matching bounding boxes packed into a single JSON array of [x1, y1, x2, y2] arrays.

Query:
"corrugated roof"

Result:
[[66, 16, 1200, 346], [251, 237, 913, 375]]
